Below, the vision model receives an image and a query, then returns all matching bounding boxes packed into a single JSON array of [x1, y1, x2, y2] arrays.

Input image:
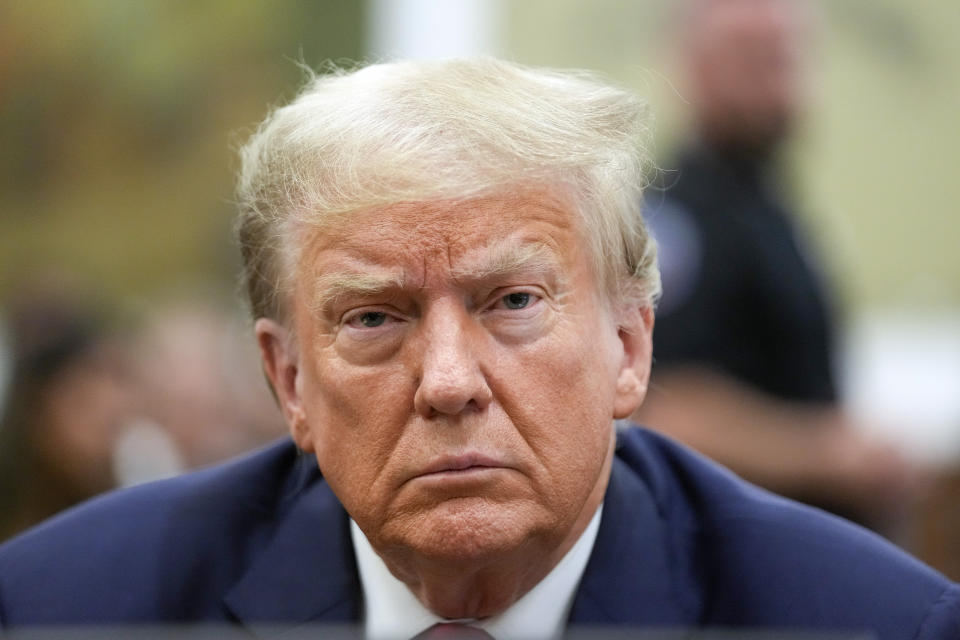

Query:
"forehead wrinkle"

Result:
[[311, 269, 407, 314]]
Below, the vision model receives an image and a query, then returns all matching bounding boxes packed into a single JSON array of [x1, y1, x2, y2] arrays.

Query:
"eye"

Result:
[[502, 292, 531, 310], [489, 290, 542, 313], [345, 310, 391, 329], [358, 311, 387, 327]]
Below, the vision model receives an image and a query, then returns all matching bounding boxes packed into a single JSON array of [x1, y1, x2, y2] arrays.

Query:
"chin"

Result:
[[397, 497, 549, 564]]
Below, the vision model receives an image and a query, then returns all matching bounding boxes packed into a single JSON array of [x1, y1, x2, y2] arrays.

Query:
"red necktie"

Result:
[[411, 622, 494, 639]]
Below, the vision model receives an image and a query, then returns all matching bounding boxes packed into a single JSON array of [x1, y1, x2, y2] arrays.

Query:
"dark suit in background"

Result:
[[648, 144, 838, 404]]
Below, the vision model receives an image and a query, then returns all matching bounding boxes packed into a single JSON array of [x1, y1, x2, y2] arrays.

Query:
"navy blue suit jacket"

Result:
[[1, 427, 957, 638]]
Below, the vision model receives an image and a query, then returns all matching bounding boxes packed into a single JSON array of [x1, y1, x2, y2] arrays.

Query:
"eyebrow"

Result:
[[451, 240, 565, 286], [311, 270, 406, 315]]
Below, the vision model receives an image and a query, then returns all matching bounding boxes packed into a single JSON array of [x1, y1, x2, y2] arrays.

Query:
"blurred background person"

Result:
[[122, 295, 285, 478], [636, 0, 925, 530], [0, 285, 134, 541], [0, 286, 286, 542]]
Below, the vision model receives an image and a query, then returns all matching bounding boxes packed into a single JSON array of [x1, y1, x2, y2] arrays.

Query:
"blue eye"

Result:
[[503, 292, 531, 309], [357, 311, 387, 327]]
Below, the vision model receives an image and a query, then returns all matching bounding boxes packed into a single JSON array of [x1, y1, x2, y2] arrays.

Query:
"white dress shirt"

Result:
[[350, 505, 603, 640]]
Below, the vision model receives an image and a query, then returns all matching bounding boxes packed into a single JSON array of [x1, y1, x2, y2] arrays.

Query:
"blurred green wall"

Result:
[[0, 1, 363, 308]]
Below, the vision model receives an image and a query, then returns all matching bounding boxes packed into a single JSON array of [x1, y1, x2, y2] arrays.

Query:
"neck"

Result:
[[695, 114, 790, 163]]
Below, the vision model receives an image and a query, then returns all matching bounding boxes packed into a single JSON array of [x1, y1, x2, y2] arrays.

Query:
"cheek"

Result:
[[535, 311, 620, 410], [299, 352, 413, 501], [490, 317, 619, 481]]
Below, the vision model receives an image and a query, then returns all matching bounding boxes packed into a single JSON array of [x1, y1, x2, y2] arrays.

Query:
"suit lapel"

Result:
[[569, 436, 699, 625], [223, 454, 361, 633], [223, 430, 701, 632]]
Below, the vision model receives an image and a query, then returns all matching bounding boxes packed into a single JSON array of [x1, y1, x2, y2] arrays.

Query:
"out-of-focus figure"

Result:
[[0, 289, 287, 535], [638, 0, 924, 528], [0, 289, 133, 541], [124, 298, 285, 476]]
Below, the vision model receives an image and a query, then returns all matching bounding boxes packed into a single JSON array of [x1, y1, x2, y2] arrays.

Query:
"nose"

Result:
[[413, 307, 493, 418]]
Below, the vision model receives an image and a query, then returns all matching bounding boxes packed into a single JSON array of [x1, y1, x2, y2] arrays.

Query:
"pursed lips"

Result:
[[414, 453, 510, 479]]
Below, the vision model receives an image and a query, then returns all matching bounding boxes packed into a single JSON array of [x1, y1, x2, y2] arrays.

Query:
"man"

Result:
[[638, 0, 920, 526], [0, 58, 957, 638]]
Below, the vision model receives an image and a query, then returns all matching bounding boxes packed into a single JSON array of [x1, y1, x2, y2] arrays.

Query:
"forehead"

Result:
[[697, 0, 806, 43], [299, 187, 590, 277]]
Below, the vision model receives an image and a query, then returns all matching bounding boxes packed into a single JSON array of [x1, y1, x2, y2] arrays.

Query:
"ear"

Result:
[[255, 318, 313, 452], [612, 306, 654, 419]]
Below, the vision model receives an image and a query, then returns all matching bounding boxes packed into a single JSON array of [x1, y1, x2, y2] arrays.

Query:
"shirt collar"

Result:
[[351, 504, 604, 640]]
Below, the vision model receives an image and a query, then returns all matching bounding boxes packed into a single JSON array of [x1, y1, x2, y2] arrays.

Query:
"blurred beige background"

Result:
[[2, 1, 956, 308], [506, 0, 960, 313], [501, 0, 960, 463], [1, 0, 958, 461]]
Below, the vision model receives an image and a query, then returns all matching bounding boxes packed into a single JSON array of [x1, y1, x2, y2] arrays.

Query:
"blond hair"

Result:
[[236, 57, 659, 321]]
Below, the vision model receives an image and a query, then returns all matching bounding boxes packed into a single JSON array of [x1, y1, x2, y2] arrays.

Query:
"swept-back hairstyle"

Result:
[[236, 57, 659, 322]]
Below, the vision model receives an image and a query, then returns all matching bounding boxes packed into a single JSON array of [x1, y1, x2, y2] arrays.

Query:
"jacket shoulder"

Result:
[[615, 426, 960, 638], [0, 439, 306, 625]]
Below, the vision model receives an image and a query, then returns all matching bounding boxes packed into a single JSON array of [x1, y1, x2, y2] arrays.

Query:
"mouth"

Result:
[[416, 453, 508, 478]]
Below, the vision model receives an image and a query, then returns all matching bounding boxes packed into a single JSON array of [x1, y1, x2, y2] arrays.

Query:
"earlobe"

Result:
[[612, 307, 654, 419], [255, 318, 312, 452]]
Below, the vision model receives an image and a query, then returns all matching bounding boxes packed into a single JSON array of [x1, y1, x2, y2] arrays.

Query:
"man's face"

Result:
[[260, 188, 651, 570], [688, 0, 810, 149]]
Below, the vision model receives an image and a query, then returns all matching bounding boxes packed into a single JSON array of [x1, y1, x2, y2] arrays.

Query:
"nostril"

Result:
[[414, 371, 490, 417], [463, 398, 482, 414]]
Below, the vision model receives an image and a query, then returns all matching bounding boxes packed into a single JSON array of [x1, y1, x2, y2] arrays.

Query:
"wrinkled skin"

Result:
[[257, 188, 652, 618]]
